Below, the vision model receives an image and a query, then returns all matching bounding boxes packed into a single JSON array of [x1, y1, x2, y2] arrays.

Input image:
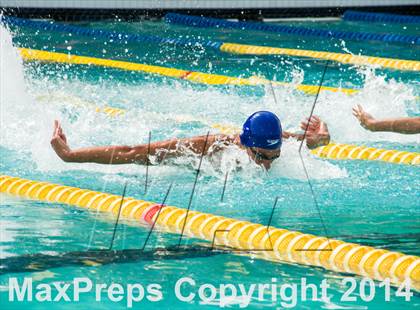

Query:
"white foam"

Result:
[[0, 24, 417, 180], [270, 139, 348, 180], [0, 24, 59, 161]]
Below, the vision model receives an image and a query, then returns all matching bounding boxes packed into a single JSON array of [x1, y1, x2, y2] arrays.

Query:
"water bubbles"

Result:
[[339, 40, 352, 55]]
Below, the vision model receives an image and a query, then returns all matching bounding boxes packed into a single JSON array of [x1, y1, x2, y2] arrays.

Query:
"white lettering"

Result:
[[127, 284, 144, 308], [301, 278, 317, 301], [95, 283, 107, 301], [35, 283, 51, 302], [257, 283, 269, 301], [146, 284, 163, 302], [175, 277, 195, 302], [320, 279, 330, 303], [219, 283, 237, 308], [271, 278, 278, 301], [238, 283, 256, 308], [279, 283, 297, 308], [9, 278, 32, 301], [53, 282, 70, 301], [73, 277, 93, 301], [198, 284, 217, 304], [107, 283, 124, 302]]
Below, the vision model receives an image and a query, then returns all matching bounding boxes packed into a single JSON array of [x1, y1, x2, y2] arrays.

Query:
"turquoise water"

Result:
[[0, 17, 419, 309]]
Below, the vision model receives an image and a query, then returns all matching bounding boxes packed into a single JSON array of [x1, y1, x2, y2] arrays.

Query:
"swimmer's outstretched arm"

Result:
[[51, 121, 229, 164], [353, 104, 420, 134]]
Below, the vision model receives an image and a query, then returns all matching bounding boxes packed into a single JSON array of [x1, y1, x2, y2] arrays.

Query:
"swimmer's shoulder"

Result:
[[209, 134, 242, 152], [213, 134, 240, 145]]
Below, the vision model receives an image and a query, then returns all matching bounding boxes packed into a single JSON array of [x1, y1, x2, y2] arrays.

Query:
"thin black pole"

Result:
[[144, 131, 151, 194], [141, 183, 173, 251], [177, 132, 210, 248], [264, 65, 279, 107], [265, 196, 279, 250], [299, 60, 330, 153], [298, 60, 332, 250], [109, 181, 128, 250], [220, 171, 229, 202]]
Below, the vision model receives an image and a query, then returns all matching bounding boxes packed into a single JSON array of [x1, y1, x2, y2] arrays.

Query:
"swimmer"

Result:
[[353, 104, 420, 134], [51, 111, 330, 170]]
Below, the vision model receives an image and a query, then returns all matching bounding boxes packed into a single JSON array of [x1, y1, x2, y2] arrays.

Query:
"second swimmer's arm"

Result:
[[353, 104, 420, 134], [364, 117, 420, 134]]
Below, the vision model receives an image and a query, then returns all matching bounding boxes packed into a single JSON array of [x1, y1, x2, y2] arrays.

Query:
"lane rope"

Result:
[[18, 48, 358, 95], [1, 175, 418, 290], [219, 42, 420, 71], [343, 10, 420, 24], [0, 15, 222, 49], [2, 15, 419, 71], [165, 13, 420, 45]]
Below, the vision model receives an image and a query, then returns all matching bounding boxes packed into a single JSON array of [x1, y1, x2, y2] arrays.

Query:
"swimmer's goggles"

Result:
[[250, 148, 280, 161]]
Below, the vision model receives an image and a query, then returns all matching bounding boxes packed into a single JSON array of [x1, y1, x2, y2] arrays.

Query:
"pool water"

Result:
[[0, 16, 419, 309]]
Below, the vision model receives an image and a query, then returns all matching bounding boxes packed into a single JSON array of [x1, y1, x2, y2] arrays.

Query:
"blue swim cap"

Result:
[[240, 111, 282, 150]]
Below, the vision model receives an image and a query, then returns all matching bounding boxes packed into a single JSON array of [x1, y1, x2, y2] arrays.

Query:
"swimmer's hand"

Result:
[[51, 120, 72, 161], [352, 104, 376, 131], [300, 116, 330, 149], [353, 104, 420, 134]]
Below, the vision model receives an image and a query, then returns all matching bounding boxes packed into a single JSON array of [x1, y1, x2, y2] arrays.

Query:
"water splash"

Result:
[[0, 24, 58, 162], [322, 66, 419, 144], [1, 24, 417, 181]]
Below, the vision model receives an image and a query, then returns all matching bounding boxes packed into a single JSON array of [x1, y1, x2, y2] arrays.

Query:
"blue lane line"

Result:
[[0, 15, 224, 49], [343, 10, 420, 24], [165, 13, 420, 45]]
